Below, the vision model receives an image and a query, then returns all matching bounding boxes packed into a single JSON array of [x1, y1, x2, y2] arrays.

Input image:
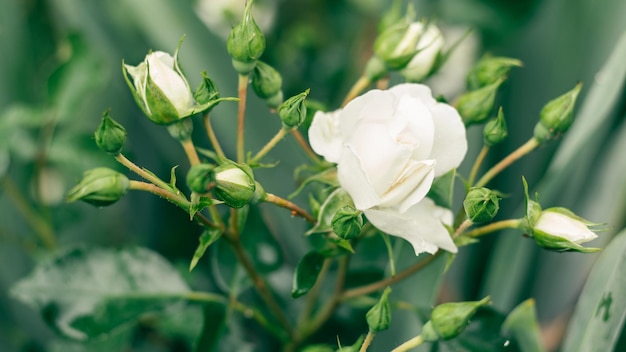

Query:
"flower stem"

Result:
[[381, 233, 396, 276], [1, 176, 56, 249], [181, 138, 201, 166], [203, 113, 226, 160], [463, 219, 523, 238], [115, 153, 171, 191], [129, 180, 188, 209], [360, 331, 376, 352], [263, 193, 316, 224], [250, 127, 289, 164], [222, 231, 294, 337], [453, 219, 473, 239], [342, 75, 371, 107], [475, 138, 540, 188], [341, 253, 440, 300], [391, 335, 424, 352], [291, 129, 321, 163], [237, 73, 249, 163], [468, 145, 489, 187]]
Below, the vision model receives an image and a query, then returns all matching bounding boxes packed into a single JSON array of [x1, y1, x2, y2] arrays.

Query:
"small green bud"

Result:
[[166, 118, 194, 141], [366, 287, 392, 332], [483, 107, 508, 147], [279, 89, 309, 129], [251, 61, 283, 108], [467, 55, 522, 90], [66, 167, 130, 207], [194, 71, 220, 105], [213, 162, 256, 208], [463, 187, 500, 223], [533, 83, 582, 143], [186, 163, 216, 193], [374, 21, 422, 70], [457, 79, 503, 126], [425, 296, 491, 341], [331, 206, 363, 240], [227, 0, 266, 74], [94, 111, 127, 155]]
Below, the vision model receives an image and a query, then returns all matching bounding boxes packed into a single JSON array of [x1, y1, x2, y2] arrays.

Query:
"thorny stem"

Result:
[[342, 75, 371, 107], [291, 129, 321, 163], [181, 139, 201, 166], [237, 74, 249, 163], [1, 176, 56, 249], [203, 113, 226, 160], [115, 153, 171, 191], [360, 331, 376, 352], [463, 219, 523, 238], [391, 334, 424, 352], [468, 145, 489, 187], [475, 138, 540, 188], [264, 193, 316, 224], [250, 127, 289, 164], [341, 252, 441, 300]]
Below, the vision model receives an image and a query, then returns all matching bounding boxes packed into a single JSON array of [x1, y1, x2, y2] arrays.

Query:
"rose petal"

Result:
[[388, 95, 435, 161], [308, 110, 343, 163], [429, 103, 468, 176], [388, 83, 437, 108], [337, 146, 381, 210], [364, 198, 457, 255], [535, 211, 597, 244], [378, 159, 435, 213], [147, 52, 194, 115]]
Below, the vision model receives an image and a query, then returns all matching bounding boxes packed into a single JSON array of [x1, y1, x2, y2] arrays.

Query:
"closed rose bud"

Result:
[[533, 83, 582, 143], [467, 55, 522, 90], [194, 71, 220, 105], [366, 287, 392, 332], [227, 0, 266, 74], [331, 206, 364, 240], [251, 61, 283, 108], [457, 79, 503, 126], [213, 162, 256, 208], [530, 208, 601, 253], [422, 296, 491, 341], [483, 107, 508, 147], [279, 89, 309, 129], [400, 23, 445, 82], [374, 20, 425, 70], [186, 163, 216, 193], [463, 187, 500, 223], [66, 168, 129, 207], [94, 111, 126, 155]]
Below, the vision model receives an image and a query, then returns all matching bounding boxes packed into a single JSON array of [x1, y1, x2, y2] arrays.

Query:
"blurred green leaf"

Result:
[[501, 299, 545, 352], [292, 250, 325, 298], [47, 322, 134, 352], [190, 228, 223, 272], [562, 228, 626, 352], [10, 247, 190, 340]]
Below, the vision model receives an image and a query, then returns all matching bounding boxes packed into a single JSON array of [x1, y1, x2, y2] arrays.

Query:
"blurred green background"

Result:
[[1, 0, 625, 351]]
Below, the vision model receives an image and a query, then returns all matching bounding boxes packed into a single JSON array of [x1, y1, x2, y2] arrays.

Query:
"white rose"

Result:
[[124, 51, 195, 124], [400, 23, 445, 82], [309, 83, 467, 254], [534, 210, 597, 245]]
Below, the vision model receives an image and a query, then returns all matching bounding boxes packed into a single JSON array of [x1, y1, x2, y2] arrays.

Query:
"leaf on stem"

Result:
[[502, 299, 546, 352], [190, 228, 223, 271], [427, 169, 456, 209], [292, 251, 325, 298]]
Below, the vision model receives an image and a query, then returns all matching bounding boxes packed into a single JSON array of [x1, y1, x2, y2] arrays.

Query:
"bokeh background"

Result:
[[1, 0, 625, 351]]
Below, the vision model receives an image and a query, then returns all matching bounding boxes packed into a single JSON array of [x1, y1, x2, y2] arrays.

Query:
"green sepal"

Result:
[[144, 60, 182, 124], [122, 61, 150, 118]]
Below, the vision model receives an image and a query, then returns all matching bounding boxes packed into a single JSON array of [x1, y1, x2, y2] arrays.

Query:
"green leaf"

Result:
[[10, 247, 190, 340], [561, 228, 626, 352], [189, 228, 223, 272], [427, 169, 456, 209], [288, 167, 339, 199], [292, 251, 325, 298], [502, 299, 545, 352]]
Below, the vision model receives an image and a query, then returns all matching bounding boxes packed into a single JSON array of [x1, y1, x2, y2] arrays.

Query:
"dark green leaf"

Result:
[[10, 247, 190, 340], [190, 228, 223, 271], [292, 251, 325, 298], [562, 228, 626, 351]]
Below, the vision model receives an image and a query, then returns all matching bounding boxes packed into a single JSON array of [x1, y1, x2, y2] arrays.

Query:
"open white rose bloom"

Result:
[[309, 83, 467, 255]]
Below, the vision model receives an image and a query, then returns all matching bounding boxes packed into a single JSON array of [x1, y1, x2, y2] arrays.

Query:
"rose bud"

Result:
[[213, 162, 256, 208], [482, 107, 508, 147], [279, 89, 309, 129], [366, 287, 392, 332], [533, 83, 582, 143], [463, 187, 500, 223], [422, 296, 491, 341], [331, 206, 364, 240], [467, 55, 522, 90], [457, 79, 503, 126], [530, 208, 601, 253], [251, 61, 283, 108], [66, 168, 129, 207], [399, 23, 445, 82], [94, 110, 126, 155], [227, 0, 266, 74], [186, 163, 216, 194]]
